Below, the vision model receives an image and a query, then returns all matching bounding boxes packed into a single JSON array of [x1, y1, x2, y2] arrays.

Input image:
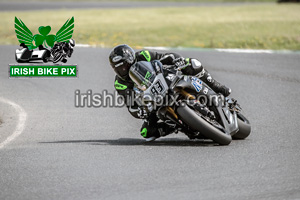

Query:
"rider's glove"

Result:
[[137, 107, 148, 119], [173, 57, 189, 70], [137, 103, 154, 119]]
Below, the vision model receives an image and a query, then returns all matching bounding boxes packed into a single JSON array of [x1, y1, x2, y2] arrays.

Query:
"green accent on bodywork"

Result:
[[185, 58, 190, 65], [140, 50, 151, 62], [141, 128, 148, 138], [181, 58, 190, 70], [142, 71, 152, 86], [145, 71, 151, 80], [114, 80, 127, 90]]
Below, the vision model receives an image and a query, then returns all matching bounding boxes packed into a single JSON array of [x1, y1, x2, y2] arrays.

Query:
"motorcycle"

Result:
[[129, 60, 251, 145], [15, 44, 51, 63], [50, 39, 75, 63]]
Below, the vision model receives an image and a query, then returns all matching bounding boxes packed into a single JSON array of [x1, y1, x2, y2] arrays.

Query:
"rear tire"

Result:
[[42, 51, 50, 63], [177, 104, 232, 145], [232, 113, 251, 140]]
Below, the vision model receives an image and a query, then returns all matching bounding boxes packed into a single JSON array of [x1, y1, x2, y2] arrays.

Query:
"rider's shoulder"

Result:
[[136, 50, 155, 62], [136, 49, 150, 55]]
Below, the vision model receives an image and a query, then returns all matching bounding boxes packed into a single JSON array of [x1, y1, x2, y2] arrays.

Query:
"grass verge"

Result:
[[0, 0, 278, 2], [0, 4, 299, 50]]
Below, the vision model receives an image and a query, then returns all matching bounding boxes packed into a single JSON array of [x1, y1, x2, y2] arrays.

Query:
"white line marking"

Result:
[[145, 46, 279, 54], [216, 48, 274, 54], [144, 46, 169, 51], [76, 44, 298, 54], [0, 97, 27, 149], [76, 44, 97, 48]]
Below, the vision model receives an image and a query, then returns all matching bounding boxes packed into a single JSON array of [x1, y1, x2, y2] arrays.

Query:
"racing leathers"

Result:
[[114, 50, 231, 140]]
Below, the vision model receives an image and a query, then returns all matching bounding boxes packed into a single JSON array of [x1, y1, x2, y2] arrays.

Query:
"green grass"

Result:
[[0, 0, 278, 2], [1, 4, 300, 50]]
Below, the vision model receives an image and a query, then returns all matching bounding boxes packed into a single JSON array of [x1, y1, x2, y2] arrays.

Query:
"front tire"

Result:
[[53, 52, 63, 63], [232, 113, 251, 140], [177, 104, 232, 145]]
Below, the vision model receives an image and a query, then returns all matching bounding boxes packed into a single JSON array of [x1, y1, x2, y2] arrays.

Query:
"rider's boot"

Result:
[[140, 119, 177, 142], [197, 69, 231, 97], [140, 114, 161, 141], [157, 122, 177, 137], [180, 59, 231, 97]]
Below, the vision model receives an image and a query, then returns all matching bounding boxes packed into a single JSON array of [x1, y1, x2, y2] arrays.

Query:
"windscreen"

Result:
[[129, 61, 156, 90]]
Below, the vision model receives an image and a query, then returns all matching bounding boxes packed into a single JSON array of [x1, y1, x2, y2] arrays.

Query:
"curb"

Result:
[[144, 46, 300, 54], [76, 44, 300, 54]]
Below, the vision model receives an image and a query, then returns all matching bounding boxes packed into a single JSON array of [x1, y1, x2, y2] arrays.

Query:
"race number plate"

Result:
[[150, 80, 165, 95]]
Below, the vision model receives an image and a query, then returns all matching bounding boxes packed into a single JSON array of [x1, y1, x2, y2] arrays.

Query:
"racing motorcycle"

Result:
[[129, 60, 251, 145], [50, 39, 75, 63]]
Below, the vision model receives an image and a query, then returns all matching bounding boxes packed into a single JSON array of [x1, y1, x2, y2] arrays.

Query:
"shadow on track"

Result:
[[41, 138, 220, 147]]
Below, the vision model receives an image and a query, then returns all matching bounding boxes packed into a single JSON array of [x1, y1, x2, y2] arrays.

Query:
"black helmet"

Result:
[[109, 44, 136, 80], [69, 39, 75, 47]]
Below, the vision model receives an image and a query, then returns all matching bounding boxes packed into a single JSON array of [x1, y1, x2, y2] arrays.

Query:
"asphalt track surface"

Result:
[[0, 1, 273, 11], [1, 45, 300, 200]]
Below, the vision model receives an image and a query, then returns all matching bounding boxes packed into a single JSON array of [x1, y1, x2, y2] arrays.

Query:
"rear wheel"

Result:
[[42, 51, 51, 63], [232, 113, 251, 140], [177, 104, 232, 145]]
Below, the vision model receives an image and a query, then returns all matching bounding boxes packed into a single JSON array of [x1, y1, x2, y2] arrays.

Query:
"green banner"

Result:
[[9, 65, 77, 78]]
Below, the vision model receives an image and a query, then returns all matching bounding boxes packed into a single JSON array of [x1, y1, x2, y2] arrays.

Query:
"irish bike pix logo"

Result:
[[9, 17, 77, 78]]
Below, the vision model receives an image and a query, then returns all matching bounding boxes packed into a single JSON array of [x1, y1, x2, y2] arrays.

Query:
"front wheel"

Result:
[[232, 113, 251, 140], [53, 52, 63, 63], [177, 104, 232, 145]]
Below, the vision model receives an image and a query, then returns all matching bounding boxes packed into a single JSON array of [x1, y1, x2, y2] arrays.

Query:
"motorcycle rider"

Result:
[[51, 39, 75, 63], [109, 44, 231, 141]]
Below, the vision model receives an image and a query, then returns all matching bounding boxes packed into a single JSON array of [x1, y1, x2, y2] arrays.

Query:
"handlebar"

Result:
[[163, 64, 187, 71]]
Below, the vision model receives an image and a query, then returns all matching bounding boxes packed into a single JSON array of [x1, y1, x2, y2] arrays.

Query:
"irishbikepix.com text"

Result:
[[74, 89, 226, 108]]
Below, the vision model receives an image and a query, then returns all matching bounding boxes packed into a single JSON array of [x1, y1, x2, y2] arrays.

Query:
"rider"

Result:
[[51, 39, 75, 62], [109, 44, 231, 141]]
